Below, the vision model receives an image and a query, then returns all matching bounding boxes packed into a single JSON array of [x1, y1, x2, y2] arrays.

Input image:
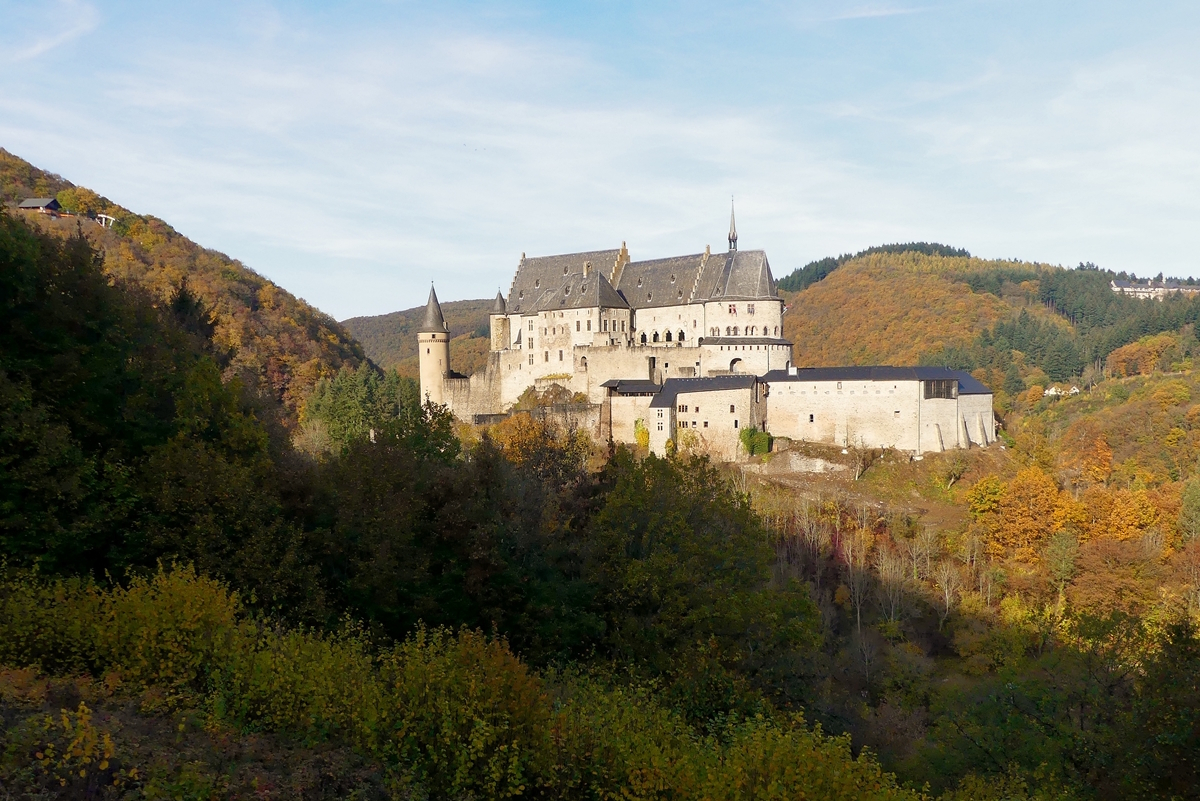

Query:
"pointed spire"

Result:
[[492, 289, 507, 314], [419, 284, 448, 333], [728, 197, 738, 251]]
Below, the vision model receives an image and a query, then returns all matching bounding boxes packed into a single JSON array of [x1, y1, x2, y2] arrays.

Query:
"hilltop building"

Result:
[[1110, 279, 1200, 300], [419, 209, 994, 458]]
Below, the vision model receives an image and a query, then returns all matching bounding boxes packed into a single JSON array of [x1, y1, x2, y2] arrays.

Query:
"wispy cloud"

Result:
[[1, 0, 99, 63]]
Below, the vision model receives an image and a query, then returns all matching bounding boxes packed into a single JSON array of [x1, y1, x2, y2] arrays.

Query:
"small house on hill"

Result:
[[18, 197, 61, 215]]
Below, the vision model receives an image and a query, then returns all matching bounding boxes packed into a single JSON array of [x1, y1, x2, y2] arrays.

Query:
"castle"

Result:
[[419, 210, 995, 460]]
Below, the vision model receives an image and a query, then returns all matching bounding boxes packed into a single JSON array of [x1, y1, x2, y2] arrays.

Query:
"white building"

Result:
[[762, 366, 995, 453], [418, 211, 995, 460]]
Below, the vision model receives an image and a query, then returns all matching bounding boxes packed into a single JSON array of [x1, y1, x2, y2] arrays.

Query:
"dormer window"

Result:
[[534, 279, 540, 288], [637, 278, 643, 287], [564, 265, 569, 274], [670, 274, 676, 283], [564, 286, 571, 295]]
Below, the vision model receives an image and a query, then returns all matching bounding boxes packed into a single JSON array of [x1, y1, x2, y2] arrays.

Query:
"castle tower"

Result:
[[418, 285, 450, 405], [489, 290, 509, 351]]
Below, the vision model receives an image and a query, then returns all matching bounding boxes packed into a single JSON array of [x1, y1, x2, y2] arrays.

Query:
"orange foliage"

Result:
[[988, 467, 1063, 559], [1106, 333, 1179, 377]]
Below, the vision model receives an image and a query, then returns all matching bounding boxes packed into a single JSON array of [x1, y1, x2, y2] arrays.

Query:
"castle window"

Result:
[[665, 331, 672, 342], [576, 321, 580, 331], [559, 350, 564, 361], [640, 332, 647, 344], [544, 351, 549, 362], [587, 320, 591, 331], [703, 421, 708, 428], [670, 274, 676, 283], [652, 332, 660, 343], [678, 330, 685, 342], [529, 320, 533, 330], [603, 319, 608, 331], [426, 347, 430, 354], [924, 379, 958, 399], [734, 420, 739, 429], [535, 279, 540, 288], [657, 422, 663, 431], [894, 410, 900, 417], [747, 304, 755, 314], [733, 326, 739, 336], [622, 321, 626, 332], [529, 355, 533, 365], [728, 304, 736, 315], [729, 405, 735, 413], [678, 404, 688, 412], [637, 278, 643, 287], [725, 326, 731, 335], [809, 414, 814, 422]]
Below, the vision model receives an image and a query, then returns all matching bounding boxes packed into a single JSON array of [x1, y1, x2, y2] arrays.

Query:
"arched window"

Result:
[[774, 326, 779, 336], [678, 330, 685, 342], [653, 331, 660, 342], [580, 357, 588, 371], [733, 326, 740, 336], [730, 358, 743, 373], [640, 332, 647, 344], [725, 326, 731, 336], [665, 331, 672, 342]]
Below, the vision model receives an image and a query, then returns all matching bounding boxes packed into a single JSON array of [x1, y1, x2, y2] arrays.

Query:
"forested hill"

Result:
[[0, 148, 365, 424], [783, 249, 1200, 402], [343, 298, 493, 378]]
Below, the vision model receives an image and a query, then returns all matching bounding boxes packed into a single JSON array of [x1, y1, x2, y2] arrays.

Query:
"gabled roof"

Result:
[[418, 286, 448, 333], [650, 375, 759, 408], [613, 248, 777, 309], [507, 249, 623, 314], [18, 197, 59, 209], [525, 269, 629, 314], [492, 290, 507, 314], [761, 366, 992, 395]]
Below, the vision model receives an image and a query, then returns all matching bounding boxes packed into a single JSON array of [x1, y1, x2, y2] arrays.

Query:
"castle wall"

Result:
[[661, 385, 766, 460], [766, 377, 994, 454]]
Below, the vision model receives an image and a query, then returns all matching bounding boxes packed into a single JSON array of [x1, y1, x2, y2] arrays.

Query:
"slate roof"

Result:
[[649, 375, 760, 408], [761, 366, 992, 395], [522, 269, 629, 314], [614, 249, 777, 310], [418, 286, 448, 333], [18, 197, 59, 210], [600, 379, 661, 395], [492, 290, 507, 314], [701, 337, 792, 346], [507, 249, 624, 314]]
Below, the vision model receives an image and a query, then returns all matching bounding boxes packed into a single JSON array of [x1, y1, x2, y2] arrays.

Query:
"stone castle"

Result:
[[419, 209, 995, 460]]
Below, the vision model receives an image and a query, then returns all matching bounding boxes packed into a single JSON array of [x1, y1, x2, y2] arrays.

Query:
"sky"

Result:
[[2, 1, 1199, 320]]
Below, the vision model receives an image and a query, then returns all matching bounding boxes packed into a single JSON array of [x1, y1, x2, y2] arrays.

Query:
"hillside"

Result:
[[342, 298, 493, 378], [782, 251, 1063, 367], [0, 148, 365, 424]]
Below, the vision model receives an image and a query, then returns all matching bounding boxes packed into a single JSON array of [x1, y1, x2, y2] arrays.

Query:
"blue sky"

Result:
[[2, 1, 1198, 320]]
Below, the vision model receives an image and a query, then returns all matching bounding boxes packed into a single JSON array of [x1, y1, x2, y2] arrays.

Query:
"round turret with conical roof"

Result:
[[489, 289, 510, 351], [418, 285, 450, 404]]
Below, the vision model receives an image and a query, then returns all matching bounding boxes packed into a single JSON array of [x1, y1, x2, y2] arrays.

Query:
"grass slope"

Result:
[[0, 148, 365, 424]]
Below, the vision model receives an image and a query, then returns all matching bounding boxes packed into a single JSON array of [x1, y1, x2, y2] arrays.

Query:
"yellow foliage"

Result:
[[1026, 385, 1044, 404]]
